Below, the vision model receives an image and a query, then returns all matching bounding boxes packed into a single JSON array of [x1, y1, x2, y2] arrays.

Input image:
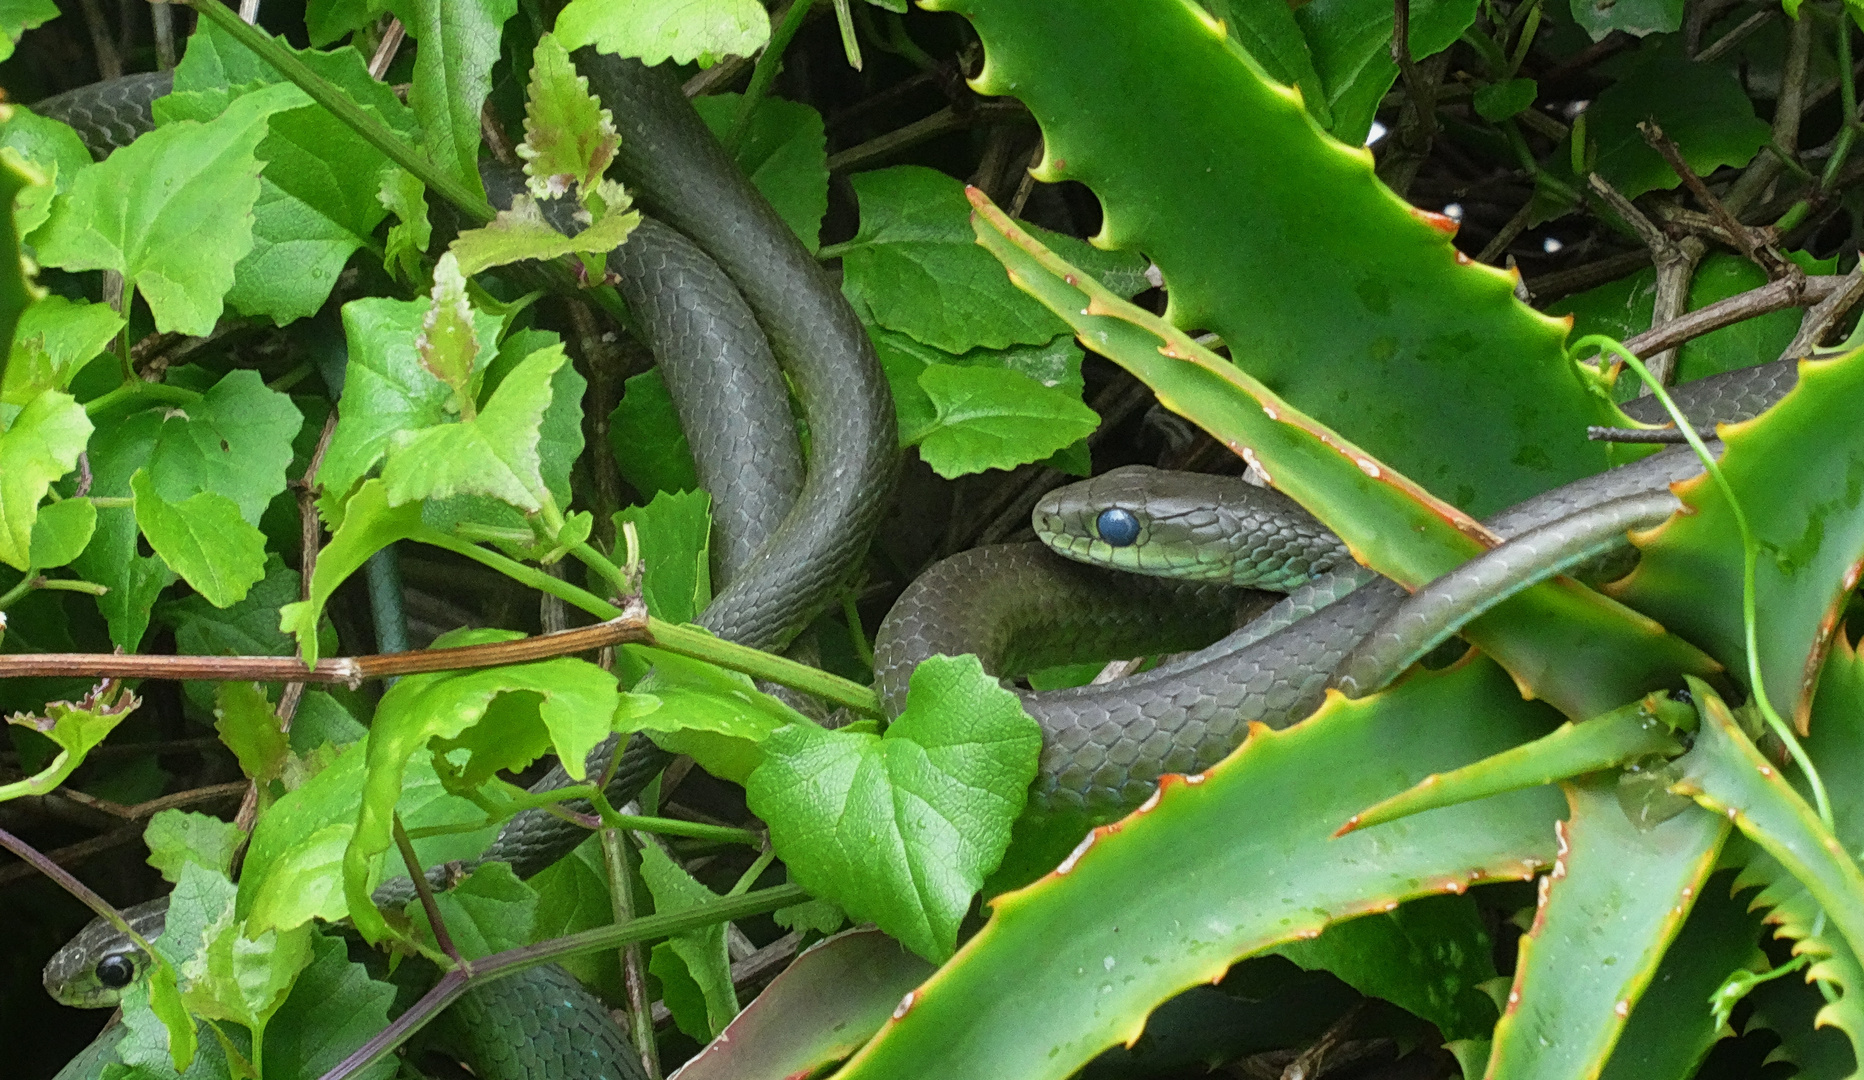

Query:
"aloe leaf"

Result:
[[1487, 779, 1729, 1079], [926, 0, 1618, 519], [676, 929, 937, 1080], [1597, 869, 1767, 1080], [1613, 347, 1864, 728], [1669, 678, 1864, 976], [1342, 692, 1693, 833], [970, 193, 1716, 720], [830, 655, 1563, 1080]]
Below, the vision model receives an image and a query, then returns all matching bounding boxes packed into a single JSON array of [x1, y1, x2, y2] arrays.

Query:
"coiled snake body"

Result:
[[32, 55, 1805, 1080]]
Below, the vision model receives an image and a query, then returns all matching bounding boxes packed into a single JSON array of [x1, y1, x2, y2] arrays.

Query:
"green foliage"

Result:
[[0, 388, 89, 569], [747, 654, 1041, 961], [556, 0, 770, 65], [640, 842, 738, 1038]]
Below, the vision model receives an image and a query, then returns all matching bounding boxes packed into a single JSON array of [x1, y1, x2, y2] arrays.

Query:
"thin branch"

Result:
[[1780, 262, 1864, 359], [1640, 121, 1791, 278], [394, 814, 463, 965], [0, 602, 650, 683], [1726, 9, 1812, 217], [367, 18, 405, 80], [825, 102, 1029, 172], [1620, 271, 1835, 358]]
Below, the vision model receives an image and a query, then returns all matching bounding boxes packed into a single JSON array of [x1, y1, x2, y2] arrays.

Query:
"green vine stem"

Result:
[[727, 0, 815, 152], [1571, 334, 1834, 828]]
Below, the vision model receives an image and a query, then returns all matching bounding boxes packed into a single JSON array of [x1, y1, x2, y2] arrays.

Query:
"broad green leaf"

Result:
[[1584, 41, 1769, 202], [613, 487, 713, 623], [1343, 692, 1691, 832], [557, 0, 769, 65], [870, 325, 1085, 450], [142, 370, 302, 525], [0, 688, 140, 801], [1, 105, 90, 239], [239, 738, 499, 932], [1487, 780, 1729, 1079], [343, 630, 619, 941], [381, 341, 568, 511], [415, 251, 478, 402], [183, 911, 314, 1047], [933, 0, 1616, 517], [214, 681, 288, 785], [618, 650, 805, 785], [157, 860, 237, 972], [0, 0, 57, 61], [1275, 893, 1498, 1040], [409, 862, 539, 958], [1570, 0, 1683, 44], [131, 470, 267, 609], [1293, 0, 1476, 143], [160, 19, 418, 324], [319, 295, 502, 514], [639, 843, 737, 1038], [830, 657, 1563, 1080], [380, 169, 431, 285], [746, 654, 1041, 962], [392, 0, 516, 200], [165, 555, 299, 661], [840, 166, 1146, 353], [969, 192, 1714, 722], [306, 0, 391, 45], [607, 367, 699, 497], [0, 388, 90, 570], [26, 494, 95, 569], [1616, 348, 1864, 726], [34, 81, 308, 335], [144, 808, 243, 884], [518, 32, 620, 199], [914, 364, 1099, 478], [281, 481, 427, 665], [260, 931, 397, 1080], [693, 93, 829, 252], [1199, 0, 1330, 125], [528, 836, 623, 999], [3, 296, 122, 407], [1475, 77, 1538, 122], [448, 195, 640, 276], [645, 929, 936, 1080]]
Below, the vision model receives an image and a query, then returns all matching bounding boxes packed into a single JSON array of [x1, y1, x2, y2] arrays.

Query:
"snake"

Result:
[[29, 47, 1807, 1080]]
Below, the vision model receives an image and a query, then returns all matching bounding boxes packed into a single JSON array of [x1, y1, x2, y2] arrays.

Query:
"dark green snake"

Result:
[[33, 51, 1804, 1080]]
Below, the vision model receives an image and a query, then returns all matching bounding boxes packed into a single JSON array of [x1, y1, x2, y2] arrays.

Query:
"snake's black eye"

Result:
[[96, 954, 136, 989], [1096, 508, 1141, 547]]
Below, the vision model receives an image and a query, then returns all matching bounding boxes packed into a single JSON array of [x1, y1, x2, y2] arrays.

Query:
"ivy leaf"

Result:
[[1200, 0, 1330, 125], [27, 495, 95, 569], [618, 650, 807, 785], [0, 0, 57, 62], [183, 910, 315, 1051], [214, 681, 288, 785], [343, 631, 619, 941], [381, 341, 568, 512], [408, 862, 539, 958], [915, 364, 1099, 478], [165, 555, 299, 661], [379, 169, 431, 286], [746, 654, 1041, 961], [319, 295, 501, 514], [160, 19, 416, 324], [1586, 43, 1769, 201], [131, 469, 268, 608], [260, 931, 397, 1080], [0, 389, 91, 571], [71, 413, 176, 647], [390, 0, 517, 200], [518, 32, 620, 200], [143, 370, 302, 524], [557, 0, 769, 66], [1, 687, 141, 799], [1570, 0, 1681, 41], [1474, 77, 1538, 122], [33, 81, 308, 335], [838, 166, 1149, 353], [692, 93, 828, 252], [143, 808, 244, 885], [3, 296, 123, 407], [607, 367, 698, 498], [1294, 0, 1476, 144], [612, 488, 712, 623], [281, 481, 428, 665], [448, 195, 640, 276], [638, 842, 737, 1038], [1, 105, 92, 237]]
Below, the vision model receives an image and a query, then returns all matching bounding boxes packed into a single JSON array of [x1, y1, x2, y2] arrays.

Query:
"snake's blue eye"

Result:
[[1096, 508, 1140, 547], [96, 954, 136, 988]]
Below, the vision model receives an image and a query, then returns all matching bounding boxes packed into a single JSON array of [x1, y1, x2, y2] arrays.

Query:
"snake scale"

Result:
[[29, 46, 1804, 1080]]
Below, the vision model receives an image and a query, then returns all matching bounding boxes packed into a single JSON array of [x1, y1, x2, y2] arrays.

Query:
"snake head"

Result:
[[43, 898, 168, 1009], [1032, 464, 1348, 591]]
